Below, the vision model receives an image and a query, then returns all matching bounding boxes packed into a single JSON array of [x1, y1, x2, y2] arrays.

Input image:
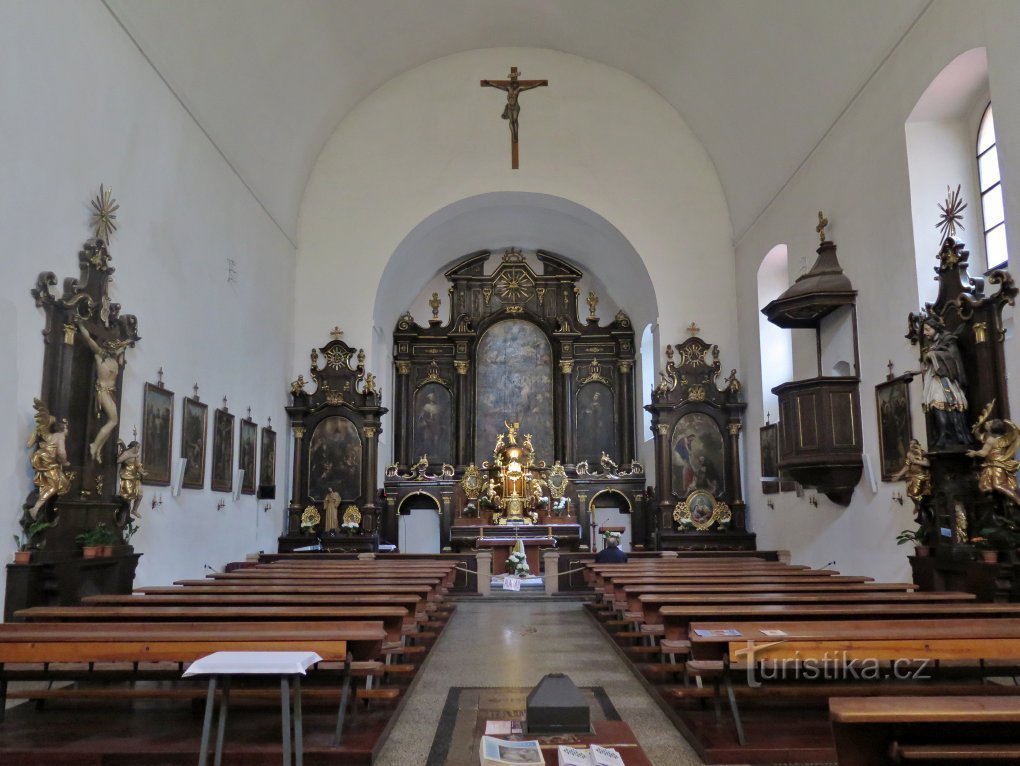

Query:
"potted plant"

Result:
[[94, 522, 118, 556], [975, 518, 1020, 563], [896, 527, 930, 557], [506, 549, 530, 577], [340, 520, 360, 535], [12, 519, 52, 564], [76, 524, 110, 558], [970, 536, 999, 563]]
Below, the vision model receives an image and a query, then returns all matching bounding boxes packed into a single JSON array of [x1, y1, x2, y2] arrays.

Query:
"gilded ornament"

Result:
[[495, 267, 534, 304], [396, 361, 411, 375], [90, 184, 119, 243], [728, 423, 741, 435], [418, 360, 448, 389], [559, 360, 574, 374], [482, 287, 493, 305], [973, 322, 988, 344], [816, 210, 829, 243], [62, 323, 76, 345], [460, 463, 483, 500], [936, 185, 967, 245], [656, 424, 670, 436], [617, 361, 632, 374], [686, 322, 700, 336], [967, 402, 1020, 507], [890, 439, 931, 507], [325, 346, 352, 371], [321, 383, 345, 406], [587, 291, 598, 320], [673, 490, 731, 531], [579, 358, 610, 385], [688, 385, 706, 401], [290, 375, 307, 395], [536, 287, 546, 305], [454, 360, 470, 375], [429, 292, 441, 320], [300, 505, 321, 534], [292, 425, 305, 440], [342, 504, 362, 525], [116, 439, 145, 518], [330, 326, 344, 341], [397, 311, 414, 330], [614, 309, 630, 327], [362, 426, 377, 439]]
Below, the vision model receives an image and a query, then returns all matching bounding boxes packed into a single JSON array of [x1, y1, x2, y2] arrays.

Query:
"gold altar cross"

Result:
[[481, 67, 548, 169]]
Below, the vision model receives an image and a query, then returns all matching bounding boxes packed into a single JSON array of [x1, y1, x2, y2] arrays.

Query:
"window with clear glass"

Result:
[[978, 103, 1008, 270]]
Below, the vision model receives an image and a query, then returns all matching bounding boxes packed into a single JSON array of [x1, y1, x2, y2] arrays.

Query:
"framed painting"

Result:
[[575, 381, 617, 466], [411, 382, 453, 465], [670, 413, 726, 499], [211, 407, 235, 493], [180, 396, 208, 489], [239, 418, 257, 495], [876, 376, 912, 481], [307, 415, 362, 502], [259, 424, 277, 492], [760, 422, 780, 494], [141, 382, 174, 486]]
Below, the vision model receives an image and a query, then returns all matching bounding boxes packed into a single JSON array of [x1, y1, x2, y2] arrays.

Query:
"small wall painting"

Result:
[[141, 382, 174, 486]]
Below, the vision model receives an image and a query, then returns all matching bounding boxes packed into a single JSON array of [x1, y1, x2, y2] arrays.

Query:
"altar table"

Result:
[[475, 537, 555, 575]]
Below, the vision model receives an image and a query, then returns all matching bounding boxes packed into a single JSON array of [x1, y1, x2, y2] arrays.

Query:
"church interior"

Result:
[[4, 1, 1020, 764]]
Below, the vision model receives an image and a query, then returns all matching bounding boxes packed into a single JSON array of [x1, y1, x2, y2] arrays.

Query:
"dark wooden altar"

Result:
[[645, 335, 756, 550], [903, 236, 1019, 599], [280, 329, 387, 553], [382, 248, 646, 551], [5, 232, 142, 620]]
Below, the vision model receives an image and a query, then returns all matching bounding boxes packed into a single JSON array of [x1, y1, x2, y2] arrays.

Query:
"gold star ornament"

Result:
[[90, 184, 119, 243], [936, 184, 967, 245]]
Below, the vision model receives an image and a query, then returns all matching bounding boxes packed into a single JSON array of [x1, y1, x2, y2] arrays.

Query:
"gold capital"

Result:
[[363, 426, 377, 439], [63, 323, 77, 345], [396, 361, 411, 375], [617, 361, 632, 374], [559, 360, 574, 374], [656, 424, 670, 436], [728, 423, 741, 435], [292, 425, 305, 440], [454, 360, 469, 375]]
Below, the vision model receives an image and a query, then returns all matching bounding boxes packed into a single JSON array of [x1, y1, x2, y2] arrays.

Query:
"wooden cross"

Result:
[[481, 67, 548, 169], [887, 360, 895, 381], [222, 396, 228, 412], [193, 383, 200, 401], [247, 406, 252, 419], [157, 367, 164, 387]]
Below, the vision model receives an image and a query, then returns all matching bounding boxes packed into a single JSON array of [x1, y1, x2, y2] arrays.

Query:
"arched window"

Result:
[[977, 103, 1008, 271]]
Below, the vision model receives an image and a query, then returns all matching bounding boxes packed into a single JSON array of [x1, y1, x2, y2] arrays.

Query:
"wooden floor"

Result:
[[0, 687, 398, 765]]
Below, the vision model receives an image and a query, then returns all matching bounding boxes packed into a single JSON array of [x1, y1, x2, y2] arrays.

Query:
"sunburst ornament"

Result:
[[90, 184, 119, 243], [936, 184, 967, 245]]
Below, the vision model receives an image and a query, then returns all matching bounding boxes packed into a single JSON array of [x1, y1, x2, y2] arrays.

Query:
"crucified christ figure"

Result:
[[78, 320, 126, 463], [481, 67, 548, 168]]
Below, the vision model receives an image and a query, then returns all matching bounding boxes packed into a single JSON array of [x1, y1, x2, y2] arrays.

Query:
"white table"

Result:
[[184, 650, 322, 766]]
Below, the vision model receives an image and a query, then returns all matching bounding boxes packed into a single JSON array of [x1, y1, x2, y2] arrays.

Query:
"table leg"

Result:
[[281, 677, 292, 766], [198, 676, 217, 766], [332, 653, 353, 747], [722, 658, 745, 746], [293, 676, 304, 766], [214, 675, 230, 766]]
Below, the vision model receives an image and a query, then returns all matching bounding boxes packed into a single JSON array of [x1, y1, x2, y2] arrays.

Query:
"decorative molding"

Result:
[[579, 357, 611, 386], [396, 361, 411, 375], [559, 360, 574, 374]]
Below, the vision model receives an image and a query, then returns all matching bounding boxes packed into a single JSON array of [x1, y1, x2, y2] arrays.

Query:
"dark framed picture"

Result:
[[876, 376, 912, 481], [141, 382, 174, 486], [180, 396, 208, 489], [259, 424, 277, 490], [760, 423, 779, 479], [211, 407, 235, 493], [239, 418, 257, 495]]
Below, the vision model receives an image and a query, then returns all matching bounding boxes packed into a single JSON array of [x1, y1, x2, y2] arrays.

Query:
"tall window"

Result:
[[978, 103, 1008, 270]]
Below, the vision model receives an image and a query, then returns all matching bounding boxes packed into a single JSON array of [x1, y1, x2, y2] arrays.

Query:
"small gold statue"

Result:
[[300, 505, 321, 534], [890, 439, 932, 506], [290, 375, 307, 396], [726, 369, 742, 393], [26, 398, 71, 519], [116, 439, 146, 518], [967, 406, 1020, 507]]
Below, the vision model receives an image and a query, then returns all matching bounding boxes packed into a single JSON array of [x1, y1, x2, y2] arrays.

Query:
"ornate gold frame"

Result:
[[459, 463, 483, 499], [673, 489, 731, 531]]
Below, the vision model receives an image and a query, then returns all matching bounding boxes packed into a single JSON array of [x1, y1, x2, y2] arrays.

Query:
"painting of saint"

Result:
[[412, 383, 452, 464], [876, 378, 912, 481], [181, 397, 208, 489], [259, 425, 276, 489], [474, 320, 554, 461], [211, 408, 235, 493], [760, 423, 779, 480], [141, 383, 173, 485], [239, 419, 257, 495], [308, 415, 362, 502], [672, 413, 726, 498], [575, 382, 616, 465]]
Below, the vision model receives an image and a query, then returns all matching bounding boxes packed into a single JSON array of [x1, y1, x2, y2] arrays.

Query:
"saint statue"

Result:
[[78, 320, 127, 463], [26, 398, 71, 519], [116, 439, 145, 518], [323, 487, 341, 532], [919, 316, 970, 448]]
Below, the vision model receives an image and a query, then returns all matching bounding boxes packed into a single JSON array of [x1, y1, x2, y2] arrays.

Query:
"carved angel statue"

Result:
[[726, 369, 742, 393], [363, 373, 377, 395], [890, 439, 932, 508], [116, 439, 146, 518], [290, 375, 308, 396], [600, 451, 619, 476], [26, 399, 72, 519], [522, 433, 534, 453], [504, 421, 520, 445], [967, 403, 1020, 507], [78, 321, 128, 463]]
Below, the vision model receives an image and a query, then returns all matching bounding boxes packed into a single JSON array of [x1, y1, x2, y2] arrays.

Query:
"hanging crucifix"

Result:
[[481, 67, 548, 169]]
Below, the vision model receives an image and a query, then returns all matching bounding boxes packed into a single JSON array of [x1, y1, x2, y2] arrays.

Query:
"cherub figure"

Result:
[[891, 439, 932, 508], [290, 375, 307, 396], [26, 399, 71, 519], [967, 408, 1020, 507], [116, 439, 146, 518], [600, 451, 619, 476]]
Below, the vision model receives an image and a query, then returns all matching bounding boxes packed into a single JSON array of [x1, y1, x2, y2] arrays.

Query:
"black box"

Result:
[[525, 673, 590, 734]]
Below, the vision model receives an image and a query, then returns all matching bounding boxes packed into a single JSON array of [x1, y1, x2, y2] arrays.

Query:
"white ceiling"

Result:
[[105, 0, 930, 246]]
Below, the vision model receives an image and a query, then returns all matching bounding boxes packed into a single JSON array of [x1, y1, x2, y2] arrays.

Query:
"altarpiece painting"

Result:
[[575, 379, 616, 466], [672, 412, 726, 498], [141, 381, 173, 486], [307, 415, 362, 502], [412, 382, 453, 465]]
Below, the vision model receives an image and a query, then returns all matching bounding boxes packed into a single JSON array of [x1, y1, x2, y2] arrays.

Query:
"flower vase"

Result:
[[14, 550, 32, 565]]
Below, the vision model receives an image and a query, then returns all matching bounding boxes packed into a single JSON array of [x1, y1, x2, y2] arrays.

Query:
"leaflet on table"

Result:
[[556, 744, 624, 766], [479, 736, 544, 766], [484, 720, 524, 736], [692, 628, 742, 637]]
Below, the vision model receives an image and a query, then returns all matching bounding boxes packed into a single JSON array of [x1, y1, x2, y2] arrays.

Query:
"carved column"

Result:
[[440, 493, 453, 551], [454, 360, 470, 466], [559, 359, 575, 465], [653, 421, 673, 537], [728, 421, 746, 530], [288, 424, 305, 535], [394, 361, 411, 465], [617, 360, 635, 464], [362, 424, 380, 533]]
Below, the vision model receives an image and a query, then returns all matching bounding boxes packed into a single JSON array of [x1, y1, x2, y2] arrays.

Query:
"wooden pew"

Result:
[[15, 605, 410, 645], [830, 696, 1020, 765], [0, 620, 385, 735], [140, 583, 441, 601], [687, 617, 1020, 745]]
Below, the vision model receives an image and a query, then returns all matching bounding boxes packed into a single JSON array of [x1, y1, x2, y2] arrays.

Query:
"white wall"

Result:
[[0, 0, 296, 604], [734, 0, 1020, 581]]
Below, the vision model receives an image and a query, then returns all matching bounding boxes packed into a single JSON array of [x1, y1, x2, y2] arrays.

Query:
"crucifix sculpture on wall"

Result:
[[481, 67, 548, 169]]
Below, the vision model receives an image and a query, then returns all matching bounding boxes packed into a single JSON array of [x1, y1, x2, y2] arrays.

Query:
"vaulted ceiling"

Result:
[[106, 0, 930, 246]]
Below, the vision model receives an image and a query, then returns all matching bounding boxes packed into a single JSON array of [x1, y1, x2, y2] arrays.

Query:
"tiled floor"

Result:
[[375, 599, 704, 766]]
